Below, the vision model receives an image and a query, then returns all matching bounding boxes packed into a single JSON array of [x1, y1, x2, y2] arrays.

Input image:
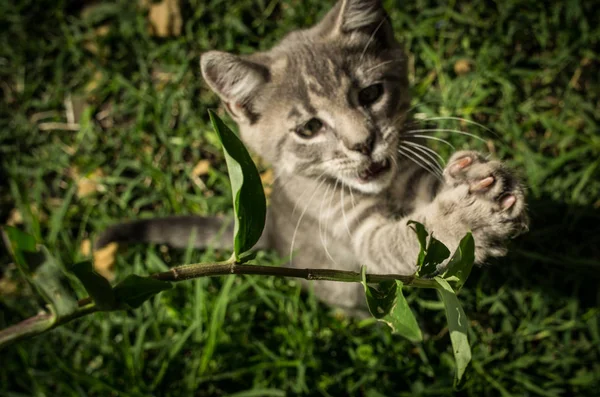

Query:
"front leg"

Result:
[[351, 151, 528, 274]]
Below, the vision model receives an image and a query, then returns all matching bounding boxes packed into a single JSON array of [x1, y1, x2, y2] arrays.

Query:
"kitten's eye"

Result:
[[296, 118, 324, 138], [358, 84, 384, 106]]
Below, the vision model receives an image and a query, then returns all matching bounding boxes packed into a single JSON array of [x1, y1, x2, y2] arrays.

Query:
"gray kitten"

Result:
[[97, 0, 528, 311]]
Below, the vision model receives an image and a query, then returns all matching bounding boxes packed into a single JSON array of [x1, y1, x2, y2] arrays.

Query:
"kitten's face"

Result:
[[201, 0, 409, 194]]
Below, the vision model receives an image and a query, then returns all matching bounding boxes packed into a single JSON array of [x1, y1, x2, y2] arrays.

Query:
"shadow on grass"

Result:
[[478, 195, 600, 308]]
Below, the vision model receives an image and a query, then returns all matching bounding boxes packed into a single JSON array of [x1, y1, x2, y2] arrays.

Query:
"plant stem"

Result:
[[1, 262, 435, 349], [0, 303, 97, 349], [150, 262, 425, 286]]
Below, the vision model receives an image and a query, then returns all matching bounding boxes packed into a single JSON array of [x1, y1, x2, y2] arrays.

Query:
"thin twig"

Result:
[[0, 303, 98, 349], [0, 261, 434, 349], [150, 262, 422, 285]]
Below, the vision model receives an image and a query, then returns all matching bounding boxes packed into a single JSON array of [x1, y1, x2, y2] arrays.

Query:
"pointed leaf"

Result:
[[443, 232, 475, 291], [209, 110, 266, 259], [2, 227, 79, 320], [407, 220, 428, 270], [30, 246, 80, 318], [408, 221, 451, 276], [2, 226, 36, 271], [434, 276, 471, 383], [113, 275, 172, 309], [421, 235, 451, 276], [71, 261, 117, 310], [361, 267, 422, 342]]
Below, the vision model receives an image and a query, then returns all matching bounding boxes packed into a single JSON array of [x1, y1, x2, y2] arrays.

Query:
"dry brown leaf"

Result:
[[83, 25, 110, 55], [260, 168, 274, 185], [454, 59, 472, 76], [6, 208, 23, 226], [80, 238, 92, 257], [84, 69, 104, 94], [192, 160, 211, 177], [77, 179, 99, 198], [75, 168, 106, 198], [260, 168, 274, 199], [7, 205, 47, 224], [93, 242, 119, 281], [152, 67, 175, 90], [0, 277, 18, 296], [143, 0, 182, 37]]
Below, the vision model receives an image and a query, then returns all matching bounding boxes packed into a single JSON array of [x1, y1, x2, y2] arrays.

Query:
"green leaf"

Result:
[[2, 226, 36, 271], [421, 236, 451, 276], [238, 250, 258, 263], [407, 220, 427, 269], [407, 221, 451, 276], [434, 276, 471, 383], [71, 261, 117, 310], [209, 110, 266, 259], [113, 275, 172, 309], [2, 227, 79, 321], [30, 246, 80, 318], [361, 266, 423, 342], [443, 232, 475, 291]]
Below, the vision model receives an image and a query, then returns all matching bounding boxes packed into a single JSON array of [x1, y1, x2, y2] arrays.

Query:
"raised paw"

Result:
[[433, 150, 529, 262]]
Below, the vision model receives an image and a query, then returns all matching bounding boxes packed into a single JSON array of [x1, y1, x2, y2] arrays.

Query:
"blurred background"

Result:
[[1, 0, 599, 395]]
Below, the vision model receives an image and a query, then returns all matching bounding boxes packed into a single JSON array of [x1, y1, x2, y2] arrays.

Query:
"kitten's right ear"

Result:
[[317, 0, 387, 36], [200, 51, 269, 121]]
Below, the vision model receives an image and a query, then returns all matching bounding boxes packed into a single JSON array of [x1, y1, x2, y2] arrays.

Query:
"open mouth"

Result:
[[358, 159, 391, 182]]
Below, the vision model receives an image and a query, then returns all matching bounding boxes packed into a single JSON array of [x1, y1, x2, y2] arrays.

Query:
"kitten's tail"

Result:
[[95, 215, 245, 251]]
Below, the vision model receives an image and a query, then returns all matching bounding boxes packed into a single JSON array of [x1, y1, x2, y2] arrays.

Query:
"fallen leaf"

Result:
[[0, 277, 18, 296], [93, 242, 119, 281], [152, 67, 175, 90], [454, 59, 472, 76], [192, 160, 211, 177], [260, 168, 274, 199], [142, 0, 182, 37], [6, 208, 23, 226], [6, 205, 47, 224], [84, 69, 104, 95], [80, 239, 92, 257], [75, 168, 106, 198], [83, 25, 110, 55], [77, 179, 99, 198], [260, 168, 274, 185]]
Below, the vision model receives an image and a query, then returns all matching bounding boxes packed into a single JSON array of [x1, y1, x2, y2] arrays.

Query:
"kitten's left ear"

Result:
[[200, 51, 269, 122]]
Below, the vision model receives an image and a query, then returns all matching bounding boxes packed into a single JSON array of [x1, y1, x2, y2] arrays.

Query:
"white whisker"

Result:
[[364, 60, 400, 74], [340, 185, 352, 238], [292, 171, 326, 215], [389, 154, 399, 168], [398, 147, 443, 181], [403, 140, 446, 166], [348, 185, 357, 211], [401, 145, 443, 176], [420, 116, 498, 137], [403, 144, 444, 176], [402, 134, 455, 149], [359, 18, 386, 63], [319, 184, 333, 263], [405, 128, 488, 145], [290, 177, 328, 267], [322, 180, 339, 266], [394, 103, 422, 126]]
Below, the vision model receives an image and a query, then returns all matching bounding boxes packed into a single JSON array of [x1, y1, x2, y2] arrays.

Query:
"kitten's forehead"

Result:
[[266, 38, 394, 111]]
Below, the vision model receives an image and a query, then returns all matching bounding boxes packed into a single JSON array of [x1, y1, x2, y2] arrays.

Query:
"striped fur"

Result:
[[98, 0, 528, 313]]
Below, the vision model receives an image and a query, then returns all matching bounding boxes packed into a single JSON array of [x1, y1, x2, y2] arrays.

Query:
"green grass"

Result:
[[1, 0, 599, 395]]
